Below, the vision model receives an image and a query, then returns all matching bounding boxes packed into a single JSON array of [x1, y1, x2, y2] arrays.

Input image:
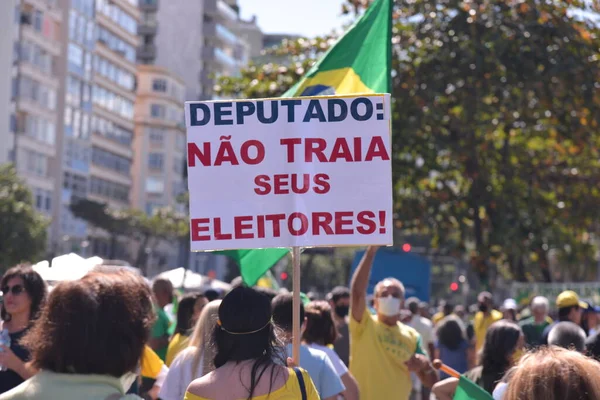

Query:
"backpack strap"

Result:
[[293, 367, 307, 400]]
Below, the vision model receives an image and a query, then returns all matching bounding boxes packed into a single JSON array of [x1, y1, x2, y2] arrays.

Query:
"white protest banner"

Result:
[[185, 94, 393, 251]]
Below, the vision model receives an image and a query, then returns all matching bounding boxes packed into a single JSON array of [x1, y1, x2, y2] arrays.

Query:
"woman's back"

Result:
[[185, 364, 319, 400], [438, 339, 469, 378]]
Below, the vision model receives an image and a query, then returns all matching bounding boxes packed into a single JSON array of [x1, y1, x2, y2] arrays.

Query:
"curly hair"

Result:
[[22, 269, 154, 377]]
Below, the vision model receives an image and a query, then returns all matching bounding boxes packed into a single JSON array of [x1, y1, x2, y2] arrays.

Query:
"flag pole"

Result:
[[291, 246, 302, 364]]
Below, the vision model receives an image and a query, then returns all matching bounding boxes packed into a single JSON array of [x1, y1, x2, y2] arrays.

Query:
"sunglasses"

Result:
[[2, 285, 25, 296]]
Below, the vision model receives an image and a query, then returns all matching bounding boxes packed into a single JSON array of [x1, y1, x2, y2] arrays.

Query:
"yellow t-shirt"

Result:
[[473, 310, 503, 351], [183, 368, 319, 400], [349, 308, 424, 400], [432, 311, 446, 325], [141, 345, 165, 379], [166, 333, 190, 367]]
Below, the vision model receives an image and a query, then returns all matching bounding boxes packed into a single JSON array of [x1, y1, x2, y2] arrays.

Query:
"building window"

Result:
[[92, 147, 131, 175], [33, 10, 43, 32], [148, 153, 164, 171], [92, 85, 134, 119], [68, 43, 83, 69], [34, 188, 52, 212], [24, 150, 48, 177], [148, 128, 164, 144], [90, 177, 129, 203], [145, 177, 164, 194], [152, 79, 167, 92], [150, 104, 165, 118]]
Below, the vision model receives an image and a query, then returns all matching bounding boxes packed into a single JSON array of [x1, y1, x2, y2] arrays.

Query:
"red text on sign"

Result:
[[254, 173, 330, 195], [190, 210, 387, 241]]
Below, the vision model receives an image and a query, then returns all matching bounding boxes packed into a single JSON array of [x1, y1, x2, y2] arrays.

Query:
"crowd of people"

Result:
[[2, 246, 600, 399]]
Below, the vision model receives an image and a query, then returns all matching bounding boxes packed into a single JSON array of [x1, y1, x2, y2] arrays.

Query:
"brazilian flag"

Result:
[[284, 0, 393, 97], [218, 0, 392, 287]]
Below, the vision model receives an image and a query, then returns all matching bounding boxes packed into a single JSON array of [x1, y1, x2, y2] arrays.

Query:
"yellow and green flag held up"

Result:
[[221, 0, 393, 287], [284, 0, 393, 97]]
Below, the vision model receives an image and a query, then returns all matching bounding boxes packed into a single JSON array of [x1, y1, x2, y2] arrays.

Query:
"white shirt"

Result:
[[306, 343, 349, 377], [407, 315, 434, 393], [407, 315, 434, 353], [159, 347, 204, 400]]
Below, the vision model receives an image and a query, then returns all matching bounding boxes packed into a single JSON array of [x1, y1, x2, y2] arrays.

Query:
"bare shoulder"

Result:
[[186, 372, 216, 396]]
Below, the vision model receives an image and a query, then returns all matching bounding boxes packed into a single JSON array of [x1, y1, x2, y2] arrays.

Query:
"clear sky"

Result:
[[237, 0, 348, 37]]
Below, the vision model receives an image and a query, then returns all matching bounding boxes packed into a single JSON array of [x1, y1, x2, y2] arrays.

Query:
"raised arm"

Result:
[[350, 246, 379, 323]]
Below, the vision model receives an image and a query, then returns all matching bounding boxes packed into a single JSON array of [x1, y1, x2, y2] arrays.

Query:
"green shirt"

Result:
[[151, 306, 171, 361], [519, 316, 552, 348]]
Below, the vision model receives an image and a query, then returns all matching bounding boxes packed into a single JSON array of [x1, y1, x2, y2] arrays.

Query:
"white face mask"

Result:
[[377, 296, 401, 316]]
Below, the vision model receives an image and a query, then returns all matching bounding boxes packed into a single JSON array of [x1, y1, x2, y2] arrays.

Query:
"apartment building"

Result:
[[11, 0, 63, 225], [54, 0, 139, 257], [0, 0, 18, 165], [132, 64, 186, 274], [151, 0, 255, 101]]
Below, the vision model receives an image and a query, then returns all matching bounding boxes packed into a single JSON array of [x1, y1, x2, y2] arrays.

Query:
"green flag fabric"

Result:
[[453, 376, 494, 400], [215, 0, 392, 287], [283, 0, 393, 97], [219, 249, 288, 287]]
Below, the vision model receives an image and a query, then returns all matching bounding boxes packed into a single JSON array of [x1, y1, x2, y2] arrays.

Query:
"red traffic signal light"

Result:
[[402, 243, 412, 252], [450, 282, 459, 292], [280, 272, 288, 280]]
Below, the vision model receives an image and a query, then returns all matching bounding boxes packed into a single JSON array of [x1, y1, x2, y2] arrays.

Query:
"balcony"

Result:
[[216, 23, 238, 46], [204, 0, 237, 21], [138, 20, 158, 35], [139, 0, 158, 11], [137, 43, 156, 60], [214, 48, 237, 69]]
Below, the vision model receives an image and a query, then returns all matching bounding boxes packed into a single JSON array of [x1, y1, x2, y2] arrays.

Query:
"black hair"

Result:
[[558, 305, 579, 321], [175, 293, 205, 335], [213, 286, 283, 400], [437, 315, 467, 350], [1, 265, 47, 322], [406, 297, 420, 314], [479, 320, 522, 394], [548, 321, 586, 352], [585, 331, 600, 361], [272, 293, 305, 333], [443, 303, 454, 316], [328, 286, 350, 304], [204, 289, 220, 302]]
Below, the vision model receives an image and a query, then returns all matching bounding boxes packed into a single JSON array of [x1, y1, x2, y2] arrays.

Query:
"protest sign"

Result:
[[185, 94, 393, 251]]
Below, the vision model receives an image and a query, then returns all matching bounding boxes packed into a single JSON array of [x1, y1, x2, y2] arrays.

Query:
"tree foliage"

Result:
[[70, 199, 187, 273], [216, 0, 600, 284], [0, 164, 48, 270]]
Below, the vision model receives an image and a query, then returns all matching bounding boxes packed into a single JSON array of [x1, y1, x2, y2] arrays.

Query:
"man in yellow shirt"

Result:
[[473, 291, 503, 351], [349, 246, 438, 400]]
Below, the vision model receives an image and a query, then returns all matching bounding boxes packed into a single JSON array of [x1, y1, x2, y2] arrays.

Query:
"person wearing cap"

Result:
[[541, 290, 588, 345], [473, 292, 503, 352], [501, 299, 519, 322], [519, 296, 553, 348], [581, 302, 600, 336]]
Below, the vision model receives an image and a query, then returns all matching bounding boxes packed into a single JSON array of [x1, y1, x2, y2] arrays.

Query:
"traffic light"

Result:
[[402, 243, 412, 252], [450, 282, 459, 292], [280, 272, 289, 281]]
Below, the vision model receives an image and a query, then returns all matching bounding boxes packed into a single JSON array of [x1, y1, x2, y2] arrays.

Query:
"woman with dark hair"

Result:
[[166, 293, 207, 366], [185, 286, 319, 400], [435, 315, 475, 379], [0, 269, 154, 400], [302, 301, 359, 400], [432, 320, 524, 399], [0, 265, 47, 394]]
